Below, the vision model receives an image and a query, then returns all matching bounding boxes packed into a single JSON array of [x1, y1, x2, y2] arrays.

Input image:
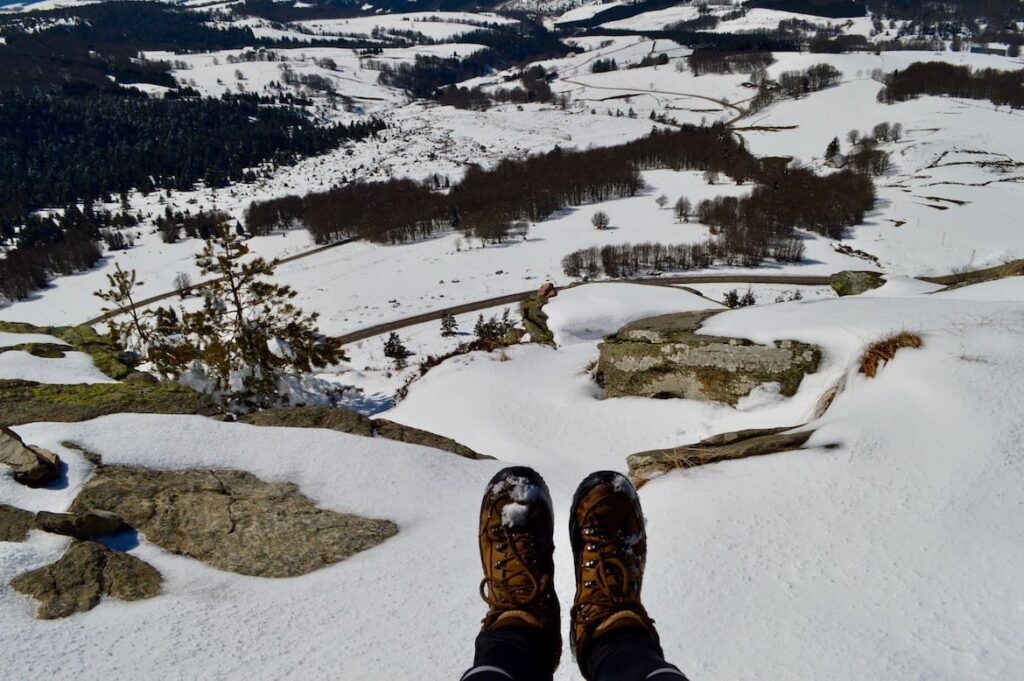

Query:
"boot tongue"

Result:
[[492, 610, 543, 631], [593, 610, 652, 639]]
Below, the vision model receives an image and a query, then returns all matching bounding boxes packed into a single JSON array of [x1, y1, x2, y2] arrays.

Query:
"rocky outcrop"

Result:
[[0, 426, 62, 487], [69, 463, 398, 578], [0, 379, 220, 428], [830, 270, 886, 296], [10, 541, 161, 619], [0, 504, 36, 542], [519, 283, 558, 344], [627, 427, 816, 487], [242, 406, 490, 460], [35, 510, 127, 539], [598, 311, 821, 405]]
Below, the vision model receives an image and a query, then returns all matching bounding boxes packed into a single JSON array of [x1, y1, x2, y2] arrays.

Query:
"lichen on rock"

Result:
[[10, 541, 162, 619], [69, 463, 398, 578], [598, 311, 821, 405]]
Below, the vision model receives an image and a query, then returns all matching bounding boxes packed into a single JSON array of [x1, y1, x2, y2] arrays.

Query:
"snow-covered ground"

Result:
[[5, 277, 1022, 679]]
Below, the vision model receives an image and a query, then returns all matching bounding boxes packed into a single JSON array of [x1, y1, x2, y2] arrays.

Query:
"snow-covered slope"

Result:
[[7, 278, 1023, 679]]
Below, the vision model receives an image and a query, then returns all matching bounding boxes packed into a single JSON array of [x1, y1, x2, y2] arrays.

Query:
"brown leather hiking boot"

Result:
[[477, 466, 561, 672], [570, 471, 659, 677]]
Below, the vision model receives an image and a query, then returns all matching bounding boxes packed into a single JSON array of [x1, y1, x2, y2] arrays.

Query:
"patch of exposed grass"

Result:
[[858, 332, 923, 378]]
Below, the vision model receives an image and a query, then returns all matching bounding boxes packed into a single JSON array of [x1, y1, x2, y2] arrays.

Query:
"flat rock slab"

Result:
[[69, 463, 398, 578], [10, 541, 161, 619], [35, 510, 126, 539], [243, 406, 491, 460], [598, 311, 821, 405], [0, 425, 61, 487], [0, 504, 36, 542], [628, 427, 815, 487]]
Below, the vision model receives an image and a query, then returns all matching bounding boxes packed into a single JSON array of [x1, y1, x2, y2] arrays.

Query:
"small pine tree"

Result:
[[149, 222, 343, 405], [739, 288, 757, 307], [723, 289, 740, 308], [440, 311, 458, 337], [94, 263, 149, 353], [656, 194, 669, 209], [825, 137, 841, 162], [384, 332, 409, 369], [591, 211, 610, 230]]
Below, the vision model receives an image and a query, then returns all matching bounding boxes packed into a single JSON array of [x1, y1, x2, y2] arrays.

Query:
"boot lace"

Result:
[[480, 525, 550, 616], [572, 525, 643, 626]]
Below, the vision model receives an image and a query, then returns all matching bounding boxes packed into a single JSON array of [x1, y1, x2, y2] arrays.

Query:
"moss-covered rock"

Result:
[[829, 270, 886, 297], [0, 379, 220, 427], [598, 311, 821, 405]]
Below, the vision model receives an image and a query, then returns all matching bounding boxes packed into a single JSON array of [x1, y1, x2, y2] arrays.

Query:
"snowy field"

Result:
[[4, 278, 1023, 679], [295, 12, 517, 40]]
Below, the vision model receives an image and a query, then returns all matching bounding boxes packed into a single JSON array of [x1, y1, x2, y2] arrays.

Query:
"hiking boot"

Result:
[[477, 466, 561, 672], [570, 471, 658, 676]]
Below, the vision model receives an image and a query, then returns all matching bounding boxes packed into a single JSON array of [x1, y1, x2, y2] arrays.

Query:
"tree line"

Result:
[[437, 66, 560, 111], [0, 204, 133, 301], [687, 49, 776, 77], [246, 124, 766, 245], [375, 22, 571, 99], [0, 89, 385, 227], [879, 62, 1024, 109]]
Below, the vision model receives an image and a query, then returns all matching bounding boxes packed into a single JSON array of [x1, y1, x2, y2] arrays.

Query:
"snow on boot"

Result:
[[477, 466, 562, 672]]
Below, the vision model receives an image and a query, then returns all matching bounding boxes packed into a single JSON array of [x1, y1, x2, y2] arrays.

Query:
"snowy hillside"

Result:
[[4, 278, 1024, 679], [3, 2, 1024, 679]]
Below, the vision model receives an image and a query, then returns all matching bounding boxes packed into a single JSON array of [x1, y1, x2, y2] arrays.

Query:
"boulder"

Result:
[[35, 510, 126, 539], [830, 270, 886, 296], [0, 426, 62, 487], [69, 463, 398, 578], [242, 406, 490, 460], [0, 504, 36, 542], [627, 427, 816, 487], [598, 311, 821, 405], [10, 541, 162, 619]]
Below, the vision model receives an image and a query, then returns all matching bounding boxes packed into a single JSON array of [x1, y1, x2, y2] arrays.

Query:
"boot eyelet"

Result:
[[496, 543, 507, 551], [495, 559, 506, 569], [584, 580, 596, 588], [584, 560, 596, 568], [585, 543, 597, 552]]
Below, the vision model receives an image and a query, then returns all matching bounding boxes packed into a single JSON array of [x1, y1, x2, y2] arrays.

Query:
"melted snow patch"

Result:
[[0, 350, 116, 385]]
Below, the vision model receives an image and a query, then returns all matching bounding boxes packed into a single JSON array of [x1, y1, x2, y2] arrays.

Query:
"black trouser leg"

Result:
[[461, 627, 555, 681], [586, 629, 688, 681]]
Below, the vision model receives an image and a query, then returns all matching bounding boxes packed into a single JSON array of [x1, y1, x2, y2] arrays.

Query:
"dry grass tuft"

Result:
[[858, 332, 923, 378], [813, 374, 847, 418]]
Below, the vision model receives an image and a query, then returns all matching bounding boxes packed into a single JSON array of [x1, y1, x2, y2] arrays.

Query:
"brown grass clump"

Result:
[[858, 332, 923, 378]]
